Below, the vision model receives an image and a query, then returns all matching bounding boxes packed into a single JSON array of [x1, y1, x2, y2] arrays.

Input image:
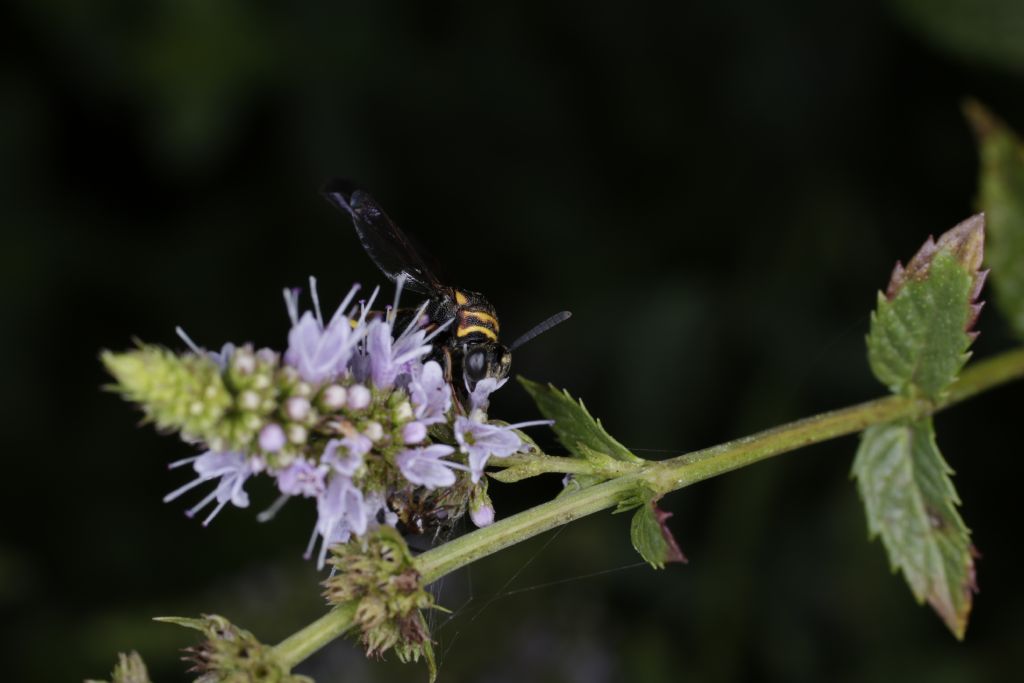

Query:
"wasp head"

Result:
[[462, 341, 512, 391]]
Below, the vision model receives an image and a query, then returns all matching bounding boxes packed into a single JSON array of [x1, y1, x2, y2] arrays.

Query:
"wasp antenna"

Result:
[[509, 311, 572, 351]]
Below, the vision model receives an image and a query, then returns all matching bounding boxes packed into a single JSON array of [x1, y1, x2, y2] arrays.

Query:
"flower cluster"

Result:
[[324, 527, 438, 672], [156, 614, 311, 683], [104, 277, 551, 567]]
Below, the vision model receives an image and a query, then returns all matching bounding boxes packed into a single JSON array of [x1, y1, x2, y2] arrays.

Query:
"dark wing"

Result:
[[322, 178, 444, 295]]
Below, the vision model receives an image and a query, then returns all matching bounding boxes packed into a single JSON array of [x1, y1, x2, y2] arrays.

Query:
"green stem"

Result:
[[489, 452, 642, 482], [274, 601, 357, 671], [273, 346, 1024, 670]]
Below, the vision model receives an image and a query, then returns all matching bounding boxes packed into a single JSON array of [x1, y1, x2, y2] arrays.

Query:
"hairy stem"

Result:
[[273, 346, 1024, 670]]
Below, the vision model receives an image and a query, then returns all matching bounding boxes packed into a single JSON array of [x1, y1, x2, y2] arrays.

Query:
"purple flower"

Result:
[[175, 326, 236, 370], [307, 474, 368, 569], [408, 360, 451, 425], [283, 279, 367, 383], [396, 444, 461, 489], [365, 318, 433, 389], [274, 458, 328, 497], [322, 435, 370, 475], [454, 416, 552, 482], [467, 376, 508, 416], [163, 451, 254, 526]]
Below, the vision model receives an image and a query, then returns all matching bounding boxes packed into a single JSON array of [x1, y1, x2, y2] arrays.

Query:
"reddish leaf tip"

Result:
[[653, 505, 688, 565]]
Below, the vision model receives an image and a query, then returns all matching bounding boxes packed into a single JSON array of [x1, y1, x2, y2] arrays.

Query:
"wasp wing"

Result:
[[322, 178, 443, 295]]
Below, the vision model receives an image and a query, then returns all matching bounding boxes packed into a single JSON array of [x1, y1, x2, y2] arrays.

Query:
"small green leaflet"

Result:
[[852, 419, 976, 639], [967, 101, 1024, 340], [518, 377, 643, 463], [628, 491, 687, 570], [866, 222, 983, 401]]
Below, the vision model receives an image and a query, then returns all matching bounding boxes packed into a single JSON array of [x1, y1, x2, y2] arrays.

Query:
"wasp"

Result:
[[322, 179, 569, 410]]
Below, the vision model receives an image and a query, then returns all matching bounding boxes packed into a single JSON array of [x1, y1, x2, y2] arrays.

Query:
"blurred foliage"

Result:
[[4, 1, 1024, 682], [889, 0, 1024, 73], [967, 101, 1024, 338]]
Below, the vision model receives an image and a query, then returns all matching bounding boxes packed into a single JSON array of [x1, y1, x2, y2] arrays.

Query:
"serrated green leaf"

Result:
[[967, 101, 1024, 339], [852, 419, 977, 639], [630, 496, 687, 569], [867, 251, 976, 399], [518, 377, 642, 463]]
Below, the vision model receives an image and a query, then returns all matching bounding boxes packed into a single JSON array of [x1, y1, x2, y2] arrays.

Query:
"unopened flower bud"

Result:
[[402, 421, 427, 444], [394, 401, 414, 422], [322, 384, 348, 410], [470, 482, 495, 528], [285, 396, 311, 421], [259, 423, 286, 452], [364, 421, 384, 442], [287, 424, 308, 444], [231, 349, 256, 375], [348, 384, 371, 410], [238, 390, 261, 411]]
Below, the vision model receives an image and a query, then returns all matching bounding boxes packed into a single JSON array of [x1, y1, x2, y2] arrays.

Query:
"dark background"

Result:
[[3, 1, 1024, 681]]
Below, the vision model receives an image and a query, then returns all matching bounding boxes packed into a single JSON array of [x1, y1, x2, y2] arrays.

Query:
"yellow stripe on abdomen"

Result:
[[457, 324, 499, 341]]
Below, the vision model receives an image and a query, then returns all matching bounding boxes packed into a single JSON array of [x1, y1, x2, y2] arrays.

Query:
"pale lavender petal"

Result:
[[468, 376, 508, 413], [455, 417, 527, 482], [396, 444, 458, 489], [285, 312, 361, 383], [274, 459, 328, 497], [402, 421, 427, 444], [409, 360, 451, 425], [322, 436, 369, 476]]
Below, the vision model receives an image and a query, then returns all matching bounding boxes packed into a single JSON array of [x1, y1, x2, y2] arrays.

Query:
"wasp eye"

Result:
[[465, 348, 487, 381]]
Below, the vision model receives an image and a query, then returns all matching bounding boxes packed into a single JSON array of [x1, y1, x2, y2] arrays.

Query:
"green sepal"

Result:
[[852, 418, 977, 639], [866, 216, 985, 401], [626, 489, 687, 569], [518, 377, 642, 463], [156, 614, 312, 682], [85, 651, 151, 683], [152, 615, 208, 631], [966, 100, 1024, 339]]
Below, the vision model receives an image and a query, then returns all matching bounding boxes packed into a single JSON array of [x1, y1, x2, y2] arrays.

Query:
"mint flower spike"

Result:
[[107, 273, 553, 571], [156, 614, 311, 683]]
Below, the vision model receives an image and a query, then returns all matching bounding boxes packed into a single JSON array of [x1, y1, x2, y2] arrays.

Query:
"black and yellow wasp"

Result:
[[322, 179, 569, 411]]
